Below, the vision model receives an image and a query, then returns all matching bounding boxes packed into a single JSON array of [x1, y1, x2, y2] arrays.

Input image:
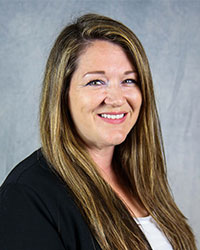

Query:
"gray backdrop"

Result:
[[0, 0, 199, 246]]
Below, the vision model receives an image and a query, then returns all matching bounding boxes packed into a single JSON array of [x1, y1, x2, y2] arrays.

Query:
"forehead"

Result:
[[75, 40, 136, 73]]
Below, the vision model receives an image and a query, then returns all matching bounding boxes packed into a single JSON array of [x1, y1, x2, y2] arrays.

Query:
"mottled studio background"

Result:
[[0, 0, 199, 246]]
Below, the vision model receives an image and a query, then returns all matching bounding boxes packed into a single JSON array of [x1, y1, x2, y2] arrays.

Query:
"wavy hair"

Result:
[[40, 13, 196, 249]]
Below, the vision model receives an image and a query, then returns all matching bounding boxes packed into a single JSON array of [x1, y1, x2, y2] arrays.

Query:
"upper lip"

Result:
[[98, 112, 127, 115]]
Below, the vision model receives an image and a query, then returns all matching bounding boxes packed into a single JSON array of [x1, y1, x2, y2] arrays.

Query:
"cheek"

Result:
[[68, 90, 81, 124], [69, 90, 101, 120], [137, 92, 143, 107], [78, 91, 105, 112], [127, 89, 142, 108]]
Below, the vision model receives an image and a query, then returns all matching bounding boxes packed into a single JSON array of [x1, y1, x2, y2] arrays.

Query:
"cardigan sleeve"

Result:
[[0, 149, 101, 250], [0, 183, 67, 250]]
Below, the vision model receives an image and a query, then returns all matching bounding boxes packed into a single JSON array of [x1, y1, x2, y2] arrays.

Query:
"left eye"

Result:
[[86, 80, 105, 86], [122, 79, 138, 85]]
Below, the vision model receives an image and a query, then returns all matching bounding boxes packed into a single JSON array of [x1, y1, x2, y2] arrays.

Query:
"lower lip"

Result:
[[98, 114, 127, 124]]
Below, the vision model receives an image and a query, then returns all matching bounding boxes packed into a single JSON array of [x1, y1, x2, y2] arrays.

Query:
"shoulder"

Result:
[[1, 149, 70, 202], [1, 149, 62, 189], [0, 150, 100, 250], [0, 149, 75, 222], [0, 149, 77, 216]]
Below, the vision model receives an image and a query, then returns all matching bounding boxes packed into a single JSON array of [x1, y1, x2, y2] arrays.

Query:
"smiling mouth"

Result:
[[99, 113, 126, 119], [97, 113, 128, 124]]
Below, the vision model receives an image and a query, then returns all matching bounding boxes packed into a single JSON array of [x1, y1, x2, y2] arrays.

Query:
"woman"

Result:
[[0, 14, 197, 250]]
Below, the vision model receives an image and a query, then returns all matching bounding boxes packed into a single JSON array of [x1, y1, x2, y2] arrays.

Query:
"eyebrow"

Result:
[[124, 70, 137, 75], [83, 71, 105, 77], [83, 70, 137, 77]]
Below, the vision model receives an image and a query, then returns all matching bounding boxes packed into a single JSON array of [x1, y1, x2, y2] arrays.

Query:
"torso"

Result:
[[112, 182, 148, 218], [104, 170, 148, 218]]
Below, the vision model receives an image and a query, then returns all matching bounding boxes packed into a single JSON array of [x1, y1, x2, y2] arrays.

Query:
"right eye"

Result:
[[86, 80, 105, 86]]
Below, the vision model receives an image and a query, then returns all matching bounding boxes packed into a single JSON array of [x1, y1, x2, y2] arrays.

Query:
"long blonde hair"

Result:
[[40, 13, 196, 249]]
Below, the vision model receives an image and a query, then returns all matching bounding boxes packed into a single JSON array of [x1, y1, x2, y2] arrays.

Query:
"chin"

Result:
[[106, 133, 127, 146]]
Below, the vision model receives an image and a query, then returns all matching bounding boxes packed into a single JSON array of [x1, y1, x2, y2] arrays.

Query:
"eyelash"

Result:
[[86, 80, 105, 86], [122, 79, 138, 85], [86, 79, 137, 86]]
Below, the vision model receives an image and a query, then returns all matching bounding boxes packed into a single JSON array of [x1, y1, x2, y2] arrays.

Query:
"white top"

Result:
[[134, 216, 173, 250]]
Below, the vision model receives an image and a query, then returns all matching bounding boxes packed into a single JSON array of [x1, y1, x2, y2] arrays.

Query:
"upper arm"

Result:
[[0, 183, 66, 250]]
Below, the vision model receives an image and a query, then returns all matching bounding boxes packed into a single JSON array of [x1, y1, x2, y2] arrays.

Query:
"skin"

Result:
[[69, 40, 147, 217]]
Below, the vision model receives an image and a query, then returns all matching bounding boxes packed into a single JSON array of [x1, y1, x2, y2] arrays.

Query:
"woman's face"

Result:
[[69, 40, 142, 150]]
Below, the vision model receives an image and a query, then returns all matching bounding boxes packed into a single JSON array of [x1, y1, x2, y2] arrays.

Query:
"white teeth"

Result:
[[100, 114, 125, 119]]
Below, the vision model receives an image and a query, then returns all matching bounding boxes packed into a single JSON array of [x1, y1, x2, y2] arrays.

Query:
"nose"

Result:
[[104, 86, 126, 107]]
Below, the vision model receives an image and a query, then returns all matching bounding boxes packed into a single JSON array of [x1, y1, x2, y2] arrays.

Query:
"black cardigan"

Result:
[[0, 149, 101, 250]]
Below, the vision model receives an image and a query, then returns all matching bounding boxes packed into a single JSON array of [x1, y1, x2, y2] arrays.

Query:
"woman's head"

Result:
[[69, 39, 142, 150], [40, 13, 155, 152]]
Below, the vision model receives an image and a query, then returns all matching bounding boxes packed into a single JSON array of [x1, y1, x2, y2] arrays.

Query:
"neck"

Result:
[[87, 146, 148, 218], [87, 146, 117, 183]]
